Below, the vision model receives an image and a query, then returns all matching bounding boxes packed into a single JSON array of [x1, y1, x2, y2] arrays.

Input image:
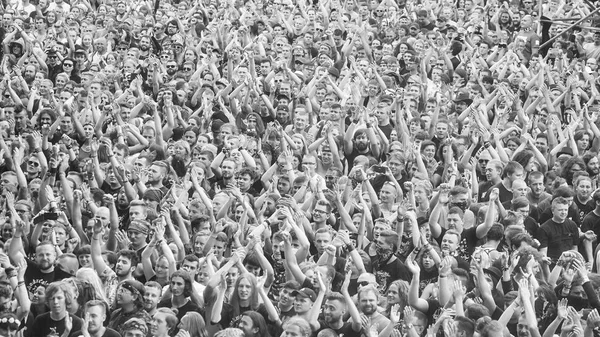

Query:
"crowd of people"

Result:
[[1, 0, 600, 336]]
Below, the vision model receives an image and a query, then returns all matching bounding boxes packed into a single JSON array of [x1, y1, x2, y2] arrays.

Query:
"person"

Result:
[[158, 271, 200, 322], [30, 281, 84, 337], [107, 280, 152, 334], [71, 300, 121, 337]]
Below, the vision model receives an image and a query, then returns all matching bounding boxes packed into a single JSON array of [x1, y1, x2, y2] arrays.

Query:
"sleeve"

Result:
[[570, 222, 580, 246], [535, 226, 549, 249]]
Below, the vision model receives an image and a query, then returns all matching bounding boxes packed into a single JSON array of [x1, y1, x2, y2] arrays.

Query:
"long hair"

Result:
[[240, 311, 270, 337], [385, 280, 409, 314], [76, 267, 109, 305], [45, 281, 75, 311], [182, 312, 208, 337], [230, 273, 260, 318]]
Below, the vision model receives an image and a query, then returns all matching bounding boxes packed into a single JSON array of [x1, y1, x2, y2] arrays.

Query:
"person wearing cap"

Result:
[[108, 279, 152, 333], [277, 280, 301, 326], [291, 288, 317, 322]]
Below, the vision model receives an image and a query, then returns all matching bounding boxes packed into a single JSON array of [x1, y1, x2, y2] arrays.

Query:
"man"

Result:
[[357, 285, 389, 333], [30, 281, 84, 337], [143, 282, 162, 316], [291, 288, 317, 321], [477, 157, 501, 202], [71, 300, 120, 337], [144, 161, 168, 193], [214, 159, 237, 191], [344, 126, 380, 172], [314, 292, 362, 337], [277, 280, 300, 327], [236, 167, 260, 197], [127, 219, 149, 259], [487, 161, 524, 203], [10, 221, 71, 293], [536, 197, 580, 265], [527, 171, 551, 207], [120, 317, 148, 337], [372, 229, 410, 292], [158, 271, 200, 322], [108, 280, 152, 333]]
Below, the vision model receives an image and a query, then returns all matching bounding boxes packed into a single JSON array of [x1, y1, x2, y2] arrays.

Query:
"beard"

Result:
[[356, 142, 368, 151], [166, 68, 177, 75], [140, 44, 150, 51]]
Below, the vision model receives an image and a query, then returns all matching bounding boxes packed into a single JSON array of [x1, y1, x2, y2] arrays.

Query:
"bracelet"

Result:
[[264, 219, 271, 227], [439, 275, 447, 278], [345, 243, 355, 252], [17, 281, 24, 286]]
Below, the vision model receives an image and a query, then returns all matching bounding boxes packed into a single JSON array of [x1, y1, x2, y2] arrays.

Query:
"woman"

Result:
[[76, 268, 109, 306], [178, 312, 208, 337], [151, 308, 178, 337], [0, 312, 21, 337], [213, 274, 271, 328], [385, 280, 409, 318], [30, 285, 48, 318]]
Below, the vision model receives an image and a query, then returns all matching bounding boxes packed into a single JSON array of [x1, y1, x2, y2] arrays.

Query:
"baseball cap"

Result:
[[291, 288, 317, 301]]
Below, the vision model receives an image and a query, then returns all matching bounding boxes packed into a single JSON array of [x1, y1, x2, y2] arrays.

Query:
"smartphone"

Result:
[[371, 165, 386, 174]]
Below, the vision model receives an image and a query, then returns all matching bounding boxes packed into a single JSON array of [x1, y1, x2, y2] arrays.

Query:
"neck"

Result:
[[122, 303, 136, 313], [50, 311, 67, 321], [239, 299, 250, 307], [172, 295, 187, 307], [117, 273, 132, 283], [328, 319, 344, 330], [279, 303, 293, 312], [91, 327, 106, 337], [40, 265, 55, 274], [578, 195, 590, 203], [552, 216, 565, 224]]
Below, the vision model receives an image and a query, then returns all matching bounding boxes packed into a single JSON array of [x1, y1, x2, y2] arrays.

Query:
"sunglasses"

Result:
[[183, 67, 192, 71], [63, 63, 73, 67], [28, 161, 40, 167], [167, 65, 177, 68]]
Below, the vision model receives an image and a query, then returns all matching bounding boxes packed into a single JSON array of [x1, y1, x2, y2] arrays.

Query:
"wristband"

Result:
[[345, 243, 355, 252], [264, 219, 271, 228]]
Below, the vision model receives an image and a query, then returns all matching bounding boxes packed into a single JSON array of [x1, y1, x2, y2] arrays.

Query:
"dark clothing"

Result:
[[435, 227, 481, 265], [30, 313, 83, 337], [24, 259, 71, 296], [574, 197, 595, 224], [107, 308, 152, 334], [71, 328, 121, 337], [158, 298, 201, 322], [317, 321, 362, 337], [536, 218, 580, 261], [372, 256, 411, 293], [582, 211, 600, 254]]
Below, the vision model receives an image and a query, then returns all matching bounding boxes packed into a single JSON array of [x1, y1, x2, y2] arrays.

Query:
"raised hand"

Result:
[[557, 298, 568, 320]]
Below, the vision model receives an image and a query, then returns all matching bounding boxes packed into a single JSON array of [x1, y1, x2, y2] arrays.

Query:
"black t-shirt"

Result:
[[574, 197, 595, 224], [373, 256, 411, 293], [70, 327, 121, 337], [24, 259, 71, 297], [435, 227, 480, 265], [536, 218, 580, 260], [582, 211, 600, 255], [30, 312, 83, 337], [158, 298, 201, 322], [317, 320, 362, 337]]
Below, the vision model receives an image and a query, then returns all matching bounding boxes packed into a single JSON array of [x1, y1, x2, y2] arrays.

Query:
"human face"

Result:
[[312, 205, 329, 222], [529, 176, 544, 197], [143, 286, 161, 312], [237, 277, 252, 301], [170, 276, 186, 297], [441, 233, 460, 253], [116, 256, 133, 277], [86, 305, 106, 334], [552, 203, 569, 222], [512, 181, 528, 198], [225, 267, 239, 288], [294, 296, 313, 314], [359, 290, 378, 315], [323, 299, 344, 324], [379, 184, 396, 203], [181, 260, 199, 277], [283, 325, 305, 337], [127, 229, 146, 246], [49, 289, 67, 315], [151, 312, 170, 337], [423, 145, 436, 159], [576, 179, 592, 200], [314, 232, 331, 254], [36, 245, 56, 271], [386, 284, 400, 304]]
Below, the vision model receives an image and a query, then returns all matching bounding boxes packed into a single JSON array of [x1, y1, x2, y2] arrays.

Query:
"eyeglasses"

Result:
[[183, 67, 192, 71], [479, 159, 489, 164], [167, 65, 177, 69], [161, 55, 170, 59], [28, 161, 40, 167], [63, 63, 73, 67], [313, 209, 327, 214]]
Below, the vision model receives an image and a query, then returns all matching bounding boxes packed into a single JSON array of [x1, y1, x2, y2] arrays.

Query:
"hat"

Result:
[[454, 92, 472, 105], [379, 95, 394, 104], [122, 318, 148, 335], [128, 219, 150, 235], [282, 280, 301, 291], [74, 45, 86, 54], [142, 189, 163, 202], [440, 21, 458, 32], [294, 57, 312, 65], [121, 280, 146, 297], [327, 67, 340, 78], [483, 266, 502, 285], [291, 288, 317, 302]]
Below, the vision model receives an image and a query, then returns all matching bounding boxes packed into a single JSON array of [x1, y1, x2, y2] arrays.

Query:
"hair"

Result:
[[357, 284, 379, 302], [171, 270, 194, 297], [501, 161, 524, 179], [84, 299, 108, 317], [45, 281, 75, 309], [230, 274, 260, 317], [156, 308, 179, 335], [379, 229, 399, 252], [513, 150, 534, 170], [511, 196, 530, 210], [283, 317, 312, 337], [560, 156, 586, 185], [481, 321, 510, 337], [552, 196, 570, 208], [75, 268, 109, 305], [465, 303, 491, 321], [385, 280, 409, 313], [241, 310, 271, 337], [214, 328, 245, 337], [182, 311, 208, 337], [118, 250, 139, 268], [528, 170, 544, 182], [455, 316, 476, 337], [487, 223, 505, 241]]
